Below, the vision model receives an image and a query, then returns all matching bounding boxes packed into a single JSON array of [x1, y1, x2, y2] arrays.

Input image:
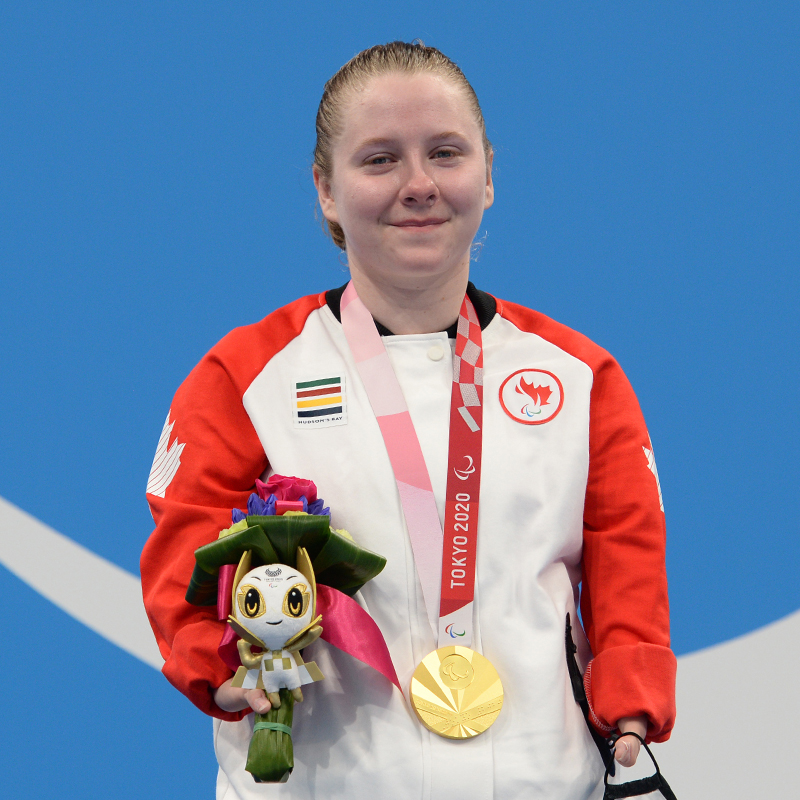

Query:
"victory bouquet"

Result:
[[185, 475, 393, 783]]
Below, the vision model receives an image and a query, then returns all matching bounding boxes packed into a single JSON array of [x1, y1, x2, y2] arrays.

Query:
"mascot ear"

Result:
[[283, 616, 323, 652], [232, 549, 253, 611], [296, 546, 317, 617], [227, 615, 264, 648]]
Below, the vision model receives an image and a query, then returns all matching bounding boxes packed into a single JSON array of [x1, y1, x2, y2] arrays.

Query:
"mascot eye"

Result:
[[237, 585, 265, 618], [283, 584, 308, 618]]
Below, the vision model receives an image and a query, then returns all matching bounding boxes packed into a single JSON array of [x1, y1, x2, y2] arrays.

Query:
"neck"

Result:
[[348, 264, 469, 335]]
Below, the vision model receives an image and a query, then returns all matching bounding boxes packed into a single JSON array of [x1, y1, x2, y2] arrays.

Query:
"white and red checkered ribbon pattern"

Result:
[[451, 304, 483, 432], [438, 296, 483, 646], [340, 281, 484, 649]]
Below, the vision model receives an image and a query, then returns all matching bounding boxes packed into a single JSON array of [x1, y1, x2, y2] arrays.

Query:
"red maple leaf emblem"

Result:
[[516, 377, 552, 406]]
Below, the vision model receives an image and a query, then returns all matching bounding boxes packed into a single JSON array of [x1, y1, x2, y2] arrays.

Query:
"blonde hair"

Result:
[[314, 41, 492, 251]]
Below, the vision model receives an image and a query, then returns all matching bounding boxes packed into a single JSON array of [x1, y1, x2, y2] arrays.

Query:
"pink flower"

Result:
[[255, 474, 318, 504]]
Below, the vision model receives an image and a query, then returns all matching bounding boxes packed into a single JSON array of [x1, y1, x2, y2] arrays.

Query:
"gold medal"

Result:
[[410, 645, 504, 740]]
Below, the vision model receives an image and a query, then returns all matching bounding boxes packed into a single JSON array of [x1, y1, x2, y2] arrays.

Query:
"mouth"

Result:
[[391, 218, 447, 228], [265, 620, 283, 626]]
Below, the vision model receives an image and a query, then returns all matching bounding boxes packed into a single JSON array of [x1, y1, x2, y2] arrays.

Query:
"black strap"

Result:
[[603, 732, 678, 800], [603, 776, 677, 800], [565, 615, 678, 798], [565, 613, 616, 777]]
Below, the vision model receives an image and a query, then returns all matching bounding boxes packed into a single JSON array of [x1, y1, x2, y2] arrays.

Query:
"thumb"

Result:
[[614, 735, 641, 767], [246, 689, 272, 714]]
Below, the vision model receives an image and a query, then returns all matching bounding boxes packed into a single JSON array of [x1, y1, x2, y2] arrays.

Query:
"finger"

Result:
[[626, 739, 640, 766], [213, 681, 250, 712], [246, 689, 271, 714], [614, 739, 633, 767], [614, 738, 641, 767], [614, 738, 629, 765]]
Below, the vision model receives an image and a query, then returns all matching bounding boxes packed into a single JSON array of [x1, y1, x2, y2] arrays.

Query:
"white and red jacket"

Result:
[[142, 285, 676, 800]]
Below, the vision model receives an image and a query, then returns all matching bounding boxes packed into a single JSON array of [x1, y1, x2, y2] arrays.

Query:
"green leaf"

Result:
[[186, 514, 387, 605], [312, 528, 387, 596], [193, 525, 280, 573], [185, 563, 219, 607], [246, 514, 331, 564], [246, 689, 294, 783]]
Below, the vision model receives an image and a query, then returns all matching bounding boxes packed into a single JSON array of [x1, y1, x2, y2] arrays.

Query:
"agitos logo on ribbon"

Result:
[[499, 369, 564, 426], [445, 623, 466, 638], [293, 376, 347, 428]]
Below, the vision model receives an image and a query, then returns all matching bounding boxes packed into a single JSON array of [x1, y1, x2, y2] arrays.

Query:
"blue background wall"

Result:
[[1, 2, 798, 796]]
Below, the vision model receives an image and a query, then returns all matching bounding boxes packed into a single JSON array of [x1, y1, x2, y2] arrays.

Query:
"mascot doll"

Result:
[[228, 548, 324, 708], [185, 476, 389, 784]]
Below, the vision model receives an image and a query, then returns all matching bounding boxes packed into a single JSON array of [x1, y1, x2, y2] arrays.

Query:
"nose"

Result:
[[401, 159, 438, 206]]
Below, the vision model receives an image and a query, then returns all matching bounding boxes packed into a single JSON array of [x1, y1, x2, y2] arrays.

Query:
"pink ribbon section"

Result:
[[217, 563, 236, 621], [216, 582, 401, 693], [341, 281, 443, 635], [316, 584, 401, 692], [217, 563, 241, 672], [218, 623, 241, 672]]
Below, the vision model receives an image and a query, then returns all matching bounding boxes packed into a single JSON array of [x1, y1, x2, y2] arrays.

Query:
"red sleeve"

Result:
[[140, 294, 322, 720], [581, 355, 676, 743], [496, 298, 677, 743]]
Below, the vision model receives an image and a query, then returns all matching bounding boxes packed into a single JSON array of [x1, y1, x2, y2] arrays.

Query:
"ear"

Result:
[[484, 149, 494, 210], [295, 546, 317, 617], [232, 549, 252, 611], [227, 615, 264, 648], [283, 615, 323, 651], [313, 164, 340, 224]]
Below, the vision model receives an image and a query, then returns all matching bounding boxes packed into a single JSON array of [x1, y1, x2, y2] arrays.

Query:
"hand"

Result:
[[614, 715, 647, 767], [213, 677, 271, 714]]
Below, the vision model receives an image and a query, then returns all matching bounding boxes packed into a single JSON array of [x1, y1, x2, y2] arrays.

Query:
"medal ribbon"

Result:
[[340, 281, 483, 648]]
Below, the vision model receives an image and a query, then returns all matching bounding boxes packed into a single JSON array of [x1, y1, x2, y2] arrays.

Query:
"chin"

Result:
[[349, 239, 470, 290], [389, 246, 467, 276]]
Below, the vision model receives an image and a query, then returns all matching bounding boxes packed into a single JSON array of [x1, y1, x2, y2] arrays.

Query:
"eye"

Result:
[[283, 584, 309, 618], [237, 585, 265, 618], [433, 148, 458, 159]]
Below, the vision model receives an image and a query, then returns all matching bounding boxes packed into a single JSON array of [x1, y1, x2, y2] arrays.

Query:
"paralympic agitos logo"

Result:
[[454, 455, 476, 481], [499, 369, 564, 425]]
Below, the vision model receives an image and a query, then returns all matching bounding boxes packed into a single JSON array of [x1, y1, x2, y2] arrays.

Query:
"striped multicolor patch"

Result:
[[293, 376, 347, 428]]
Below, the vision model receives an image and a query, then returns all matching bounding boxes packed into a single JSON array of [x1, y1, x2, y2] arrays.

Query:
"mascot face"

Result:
[[233, 563, 313, 650]]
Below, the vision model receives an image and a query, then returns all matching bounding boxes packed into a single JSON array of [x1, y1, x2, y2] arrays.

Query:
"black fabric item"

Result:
[[565, 613, 617, 777], [324, 282, 497, 336], [603, 774, 677, 800], [565, 618, 679, 797], [603, 732, 678, 800]]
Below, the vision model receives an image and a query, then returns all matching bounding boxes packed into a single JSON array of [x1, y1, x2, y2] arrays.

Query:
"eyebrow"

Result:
[[431, 131, 468, 142], [355, 136, 395, 150], [354, 131, 468, 152]]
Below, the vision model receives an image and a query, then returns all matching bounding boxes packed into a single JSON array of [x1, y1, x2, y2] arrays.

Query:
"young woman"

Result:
[[142, 41, 676, 799]]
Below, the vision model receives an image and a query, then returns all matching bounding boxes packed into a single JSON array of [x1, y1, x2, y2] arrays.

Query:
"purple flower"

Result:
[[307, 498, 330, 517], [247, 493, 275, 516]]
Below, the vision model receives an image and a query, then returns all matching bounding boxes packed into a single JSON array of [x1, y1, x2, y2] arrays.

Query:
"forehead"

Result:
[[243, 565, 308, 586], [335, 72, 480, 147]]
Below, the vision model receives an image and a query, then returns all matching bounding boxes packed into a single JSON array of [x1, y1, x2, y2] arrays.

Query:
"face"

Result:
[[314, 72, 493, 292], [234, 563, 313, 650]]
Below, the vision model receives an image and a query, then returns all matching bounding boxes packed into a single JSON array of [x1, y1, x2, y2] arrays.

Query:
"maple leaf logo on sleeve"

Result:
[[146, 412, 185, 498], [643, 436, 665, 512]]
